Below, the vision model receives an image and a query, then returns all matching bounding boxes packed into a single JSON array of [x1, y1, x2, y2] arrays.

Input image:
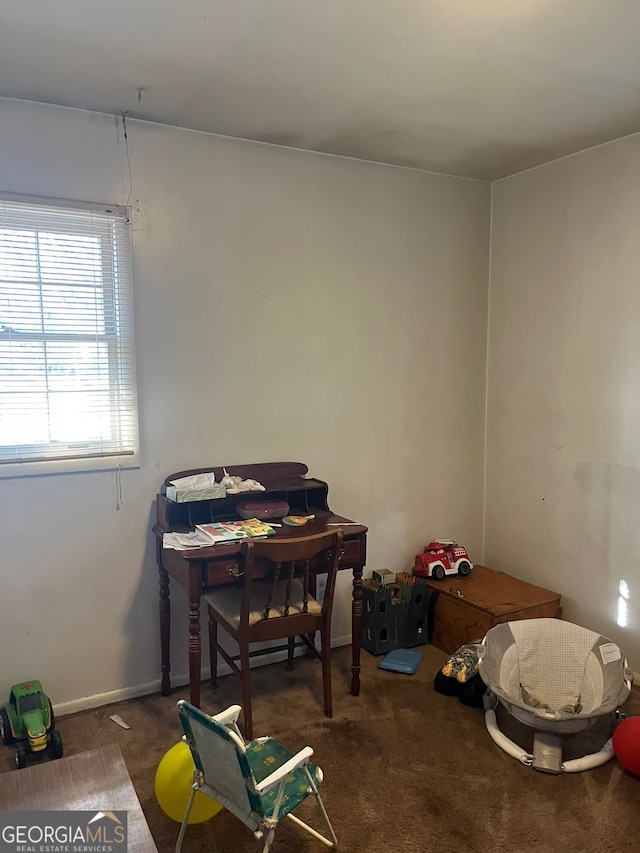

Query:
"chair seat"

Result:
[[205, 578, 322, 629], [246, 737, 322, 819], [206, 530, 343, 740]]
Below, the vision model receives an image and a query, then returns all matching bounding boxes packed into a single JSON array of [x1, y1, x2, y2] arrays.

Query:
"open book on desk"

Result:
[[196, 518, 277, 544]]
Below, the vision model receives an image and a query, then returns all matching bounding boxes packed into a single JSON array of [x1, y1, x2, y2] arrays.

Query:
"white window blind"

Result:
[[0, 194, 139, 475]]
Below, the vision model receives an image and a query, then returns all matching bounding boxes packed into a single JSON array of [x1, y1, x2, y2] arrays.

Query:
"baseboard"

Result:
[[55, 634, 353, 717]]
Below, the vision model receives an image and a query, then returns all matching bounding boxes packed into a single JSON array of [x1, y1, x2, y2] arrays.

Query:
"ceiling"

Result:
[[2, 1, 640, 181]]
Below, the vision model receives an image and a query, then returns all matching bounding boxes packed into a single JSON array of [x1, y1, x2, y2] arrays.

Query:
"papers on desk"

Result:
[[163, 519, 277, 550], [162, 530, 215, 550]]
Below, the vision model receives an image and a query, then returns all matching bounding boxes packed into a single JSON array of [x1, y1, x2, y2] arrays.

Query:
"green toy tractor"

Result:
[[0, 680, 63, 769]]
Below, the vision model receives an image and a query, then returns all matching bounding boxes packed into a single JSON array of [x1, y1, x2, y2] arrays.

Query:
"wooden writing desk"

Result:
[[153, 462, 368, 706]]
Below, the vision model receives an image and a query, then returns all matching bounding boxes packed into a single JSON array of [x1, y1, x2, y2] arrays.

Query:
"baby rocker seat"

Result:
[[477, 618, 633, 773]]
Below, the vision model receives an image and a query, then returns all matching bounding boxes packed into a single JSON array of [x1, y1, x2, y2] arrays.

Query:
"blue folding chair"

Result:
[[175, 700, 338, 852]]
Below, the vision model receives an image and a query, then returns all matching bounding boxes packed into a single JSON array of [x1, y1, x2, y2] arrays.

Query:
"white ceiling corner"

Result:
[[2, 0, 640, 180]]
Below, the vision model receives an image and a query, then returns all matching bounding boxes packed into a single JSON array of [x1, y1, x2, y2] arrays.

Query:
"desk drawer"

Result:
[[204, 557, 242, 587], [310, 537, 362, 571], [203, 537, 363, 589], [339, 538, 362, 566]]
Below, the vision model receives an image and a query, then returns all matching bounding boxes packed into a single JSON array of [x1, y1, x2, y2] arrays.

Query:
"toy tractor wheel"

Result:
[[0, 708, 15, 746], [432, 564, 445, 581], [50, 730, 64, 760], [15, 742, 29, 769], [458, 561, 471, 576]]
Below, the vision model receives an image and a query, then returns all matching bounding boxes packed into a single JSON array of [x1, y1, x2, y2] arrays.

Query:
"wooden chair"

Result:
[[205, 529, 344, 739], [175, 700, 338, 852]]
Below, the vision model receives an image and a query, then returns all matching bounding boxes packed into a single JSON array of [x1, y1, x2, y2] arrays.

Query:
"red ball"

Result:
[[613, 716, 640, 776]]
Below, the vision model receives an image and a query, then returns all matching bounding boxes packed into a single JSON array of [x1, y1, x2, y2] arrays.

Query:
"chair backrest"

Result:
[[177, 700, 261, 822], [239, 529, 343, 628]]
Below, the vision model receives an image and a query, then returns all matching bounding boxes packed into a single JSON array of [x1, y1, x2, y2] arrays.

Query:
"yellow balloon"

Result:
[[155, 741, 223, 824]]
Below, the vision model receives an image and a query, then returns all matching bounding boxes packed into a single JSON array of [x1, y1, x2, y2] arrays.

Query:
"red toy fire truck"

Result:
[[412, 539, 472, 581]]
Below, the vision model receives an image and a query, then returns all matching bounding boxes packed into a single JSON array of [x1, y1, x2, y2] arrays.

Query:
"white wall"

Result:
[[487, 133, 640, 671], [0, 99, 490, 711]]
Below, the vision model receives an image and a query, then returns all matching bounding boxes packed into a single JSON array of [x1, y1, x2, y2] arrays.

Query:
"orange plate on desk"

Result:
[[283, 514, 315, 526]]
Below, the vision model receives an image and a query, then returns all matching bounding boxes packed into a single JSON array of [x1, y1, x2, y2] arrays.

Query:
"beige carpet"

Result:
[[1, 644, 638, 853]]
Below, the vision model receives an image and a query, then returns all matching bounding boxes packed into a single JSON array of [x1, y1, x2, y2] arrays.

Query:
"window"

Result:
[[0, 194, 139, 476]]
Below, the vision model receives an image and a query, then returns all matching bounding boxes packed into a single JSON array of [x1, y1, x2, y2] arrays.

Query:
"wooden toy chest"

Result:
[[425, 564, 562, 654]]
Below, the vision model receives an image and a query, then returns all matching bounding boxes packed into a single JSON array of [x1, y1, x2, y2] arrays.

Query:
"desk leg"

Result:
[[159, 567, 171, 696], [351, 566, 363, 696], [188, 597, 202, 708]]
